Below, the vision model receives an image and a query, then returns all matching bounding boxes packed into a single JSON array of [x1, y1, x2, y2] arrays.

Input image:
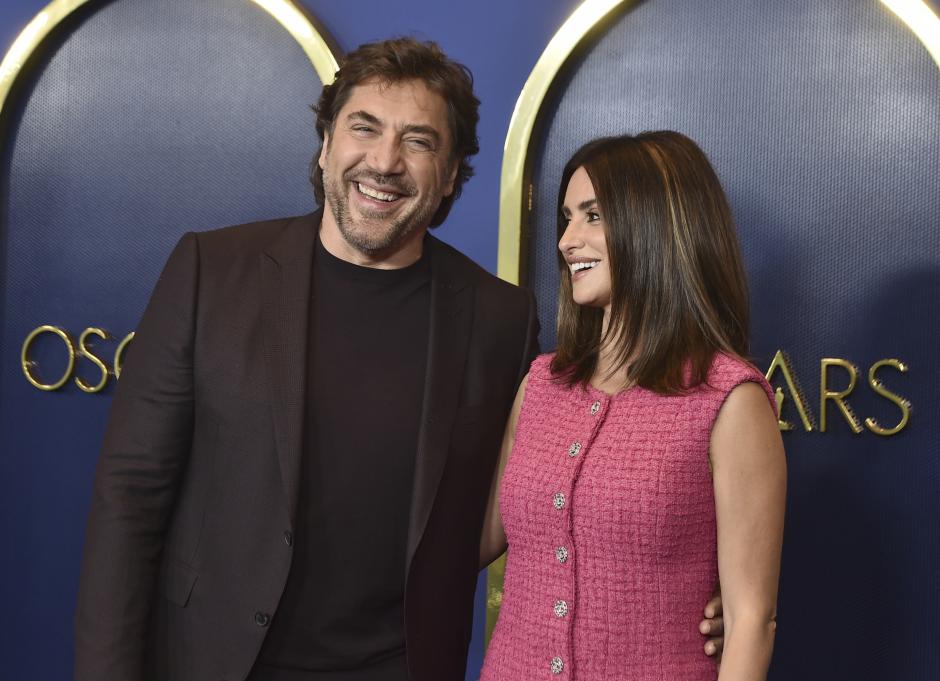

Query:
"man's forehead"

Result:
[[340, 78, 450, 127]]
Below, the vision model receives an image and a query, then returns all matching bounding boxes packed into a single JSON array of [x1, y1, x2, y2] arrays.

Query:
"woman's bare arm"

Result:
[[479, 374, 529, 569], [712, 381, 787, 681]]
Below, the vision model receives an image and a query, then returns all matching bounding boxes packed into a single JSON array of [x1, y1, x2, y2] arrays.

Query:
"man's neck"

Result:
[[318, 213, 427, 270]]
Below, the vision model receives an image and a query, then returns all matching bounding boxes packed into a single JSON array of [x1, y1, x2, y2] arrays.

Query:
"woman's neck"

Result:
[[592, 306, 634, 394]]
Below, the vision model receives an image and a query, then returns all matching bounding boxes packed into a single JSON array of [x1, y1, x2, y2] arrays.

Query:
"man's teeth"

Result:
[[358, 183, 400, 202], [570, 261, 599, 273]]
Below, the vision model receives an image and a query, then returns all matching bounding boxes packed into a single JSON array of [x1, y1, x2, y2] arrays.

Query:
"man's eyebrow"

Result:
[[346, 111, 442, 144], [400, 124, 441, 144], [346, 110, 382, 126]]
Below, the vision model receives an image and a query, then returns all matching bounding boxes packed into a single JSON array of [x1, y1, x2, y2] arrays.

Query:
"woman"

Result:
[[480, 132, 786, 681]]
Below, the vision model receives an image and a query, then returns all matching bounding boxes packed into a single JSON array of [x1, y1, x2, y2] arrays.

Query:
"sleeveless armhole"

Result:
[[512, 353, 556, 440], [705, 354, 778, 472], [526, 352, 556, 382], [708, 353, 777, 415]]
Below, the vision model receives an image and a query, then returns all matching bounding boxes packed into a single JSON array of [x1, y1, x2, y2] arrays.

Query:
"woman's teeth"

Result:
[[570, 261, 599, 273]]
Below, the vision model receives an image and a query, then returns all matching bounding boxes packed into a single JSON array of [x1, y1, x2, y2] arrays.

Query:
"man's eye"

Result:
[[407, 138, 432, 150], [352, 125, 374, 134]]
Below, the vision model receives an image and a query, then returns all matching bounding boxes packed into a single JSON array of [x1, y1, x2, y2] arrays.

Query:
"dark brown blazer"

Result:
[[74, 212, 539, 681]]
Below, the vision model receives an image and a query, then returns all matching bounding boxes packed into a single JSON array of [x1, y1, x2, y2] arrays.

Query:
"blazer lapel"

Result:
[[406, 237, 474, 572], [260, 212, 318, 524]]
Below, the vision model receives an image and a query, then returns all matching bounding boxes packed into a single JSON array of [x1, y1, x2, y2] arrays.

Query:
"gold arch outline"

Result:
[[881, 0, 940, 68], [487, 0, 940, 643], [0, 0, 341, 122], [496, 0, 629, 284], [496, 0, 940, 285]]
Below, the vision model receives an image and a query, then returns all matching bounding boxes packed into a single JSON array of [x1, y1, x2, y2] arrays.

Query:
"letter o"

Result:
[[21, 325, 76, 391]]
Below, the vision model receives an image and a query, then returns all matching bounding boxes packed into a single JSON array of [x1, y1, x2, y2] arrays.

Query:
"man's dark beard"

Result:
[[323, 166, 438, 257]]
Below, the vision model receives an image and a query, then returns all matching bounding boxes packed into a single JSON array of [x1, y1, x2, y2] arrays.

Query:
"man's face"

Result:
[[319, 78, 458, 262]]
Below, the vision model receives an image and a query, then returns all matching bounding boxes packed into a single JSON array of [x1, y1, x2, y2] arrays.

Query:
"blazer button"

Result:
[[283, 530, 293, 547], [254, 611, 271, 627]]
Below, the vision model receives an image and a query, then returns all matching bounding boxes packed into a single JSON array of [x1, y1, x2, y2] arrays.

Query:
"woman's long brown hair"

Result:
[[551, 132, 750, 394]]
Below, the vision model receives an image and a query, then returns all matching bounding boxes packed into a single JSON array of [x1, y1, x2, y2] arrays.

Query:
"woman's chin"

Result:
[[574, 297, 602, 309]]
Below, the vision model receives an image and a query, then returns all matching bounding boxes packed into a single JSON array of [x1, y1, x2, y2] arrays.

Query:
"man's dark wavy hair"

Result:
[[311, 37, 480, 228]]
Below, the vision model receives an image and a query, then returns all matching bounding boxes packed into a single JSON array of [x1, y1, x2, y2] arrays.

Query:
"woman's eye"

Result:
[[587, 212, 601, 223]]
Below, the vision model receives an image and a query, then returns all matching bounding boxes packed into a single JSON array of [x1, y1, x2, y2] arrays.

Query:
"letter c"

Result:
[[113, 332, 135, 379]]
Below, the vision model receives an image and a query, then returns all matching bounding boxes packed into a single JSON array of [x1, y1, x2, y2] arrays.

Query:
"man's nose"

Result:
[[368, 135, 404, 175]]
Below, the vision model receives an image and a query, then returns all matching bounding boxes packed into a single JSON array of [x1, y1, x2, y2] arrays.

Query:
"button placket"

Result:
[[550, 478, 572, 669], [547, 395, 605, 679]]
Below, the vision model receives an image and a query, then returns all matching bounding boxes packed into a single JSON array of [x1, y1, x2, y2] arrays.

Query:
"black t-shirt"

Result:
[[253, 235, 430, 680]]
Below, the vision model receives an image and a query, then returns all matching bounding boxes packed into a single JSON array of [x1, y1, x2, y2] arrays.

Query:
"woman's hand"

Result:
[[700, 592, 725, 660]]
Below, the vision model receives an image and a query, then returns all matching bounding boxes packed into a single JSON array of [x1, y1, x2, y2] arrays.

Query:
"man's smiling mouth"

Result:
[[357, 182, 403, 203]]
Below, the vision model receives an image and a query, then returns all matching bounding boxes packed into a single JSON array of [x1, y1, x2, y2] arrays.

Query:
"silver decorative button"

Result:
[[567, 442, 582, 458], [555, 546, 569, 563], [552, 492, 566, 510], [550, 656, 564, 674], [553, 600, 569, 617], [591, 400, 601, 415]]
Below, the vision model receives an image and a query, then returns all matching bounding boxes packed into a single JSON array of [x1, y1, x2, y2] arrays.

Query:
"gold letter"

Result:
[[865, 359, 911, 436], [20, 325, 75, 391], [765, 350, 814, 431], [820, 358, 863, 434], [75, 327, 110, 393], [114, 332, 135, 379]]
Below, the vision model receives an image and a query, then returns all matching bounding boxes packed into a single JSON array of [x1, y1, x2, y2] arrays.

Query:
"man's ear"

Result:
[[318, 131, 330, 169], [443, 157, 460, 197]]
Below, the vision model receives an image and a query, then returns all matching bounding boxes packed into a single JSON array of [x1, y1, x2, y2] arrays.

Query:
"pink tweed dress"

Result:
[[480, 352, 775, 681]]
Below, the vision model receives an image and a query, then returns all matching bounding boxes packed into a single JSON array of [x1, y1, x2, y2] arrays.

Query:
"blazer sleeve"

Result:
[[74, 232, 200, 681]]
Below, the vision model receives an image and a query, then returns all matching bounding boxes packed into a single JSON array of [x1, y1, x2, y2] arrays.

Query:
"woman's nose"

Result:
[[558, 221, 584, 253]]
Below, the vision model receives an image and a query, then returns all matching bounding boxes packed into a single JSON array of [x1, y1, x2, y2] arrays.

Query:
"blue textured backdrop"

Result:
[[0, 2, 582, 679], [524, 3, 940, 680], [1, 1, 938, 680]]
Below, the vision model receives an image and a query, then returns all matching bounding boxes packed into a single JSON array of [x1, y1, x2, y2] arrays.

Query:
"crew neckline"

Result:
[[315, 232, 430, 282]]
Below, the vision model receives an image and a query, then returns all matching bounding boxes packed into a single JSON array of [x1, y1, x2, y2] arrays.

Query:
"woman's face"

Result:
[[559, 166, 611, 312]]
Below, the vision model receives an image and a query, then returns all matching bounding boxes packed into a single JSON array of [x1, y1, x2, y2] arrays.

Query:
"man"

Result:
[[75, 38, 722, 681]]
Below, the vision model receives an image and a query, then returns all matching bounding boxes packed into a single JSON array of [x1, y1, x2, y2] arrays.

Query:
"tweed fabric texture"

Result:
[[481, 353, 774, 681]]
